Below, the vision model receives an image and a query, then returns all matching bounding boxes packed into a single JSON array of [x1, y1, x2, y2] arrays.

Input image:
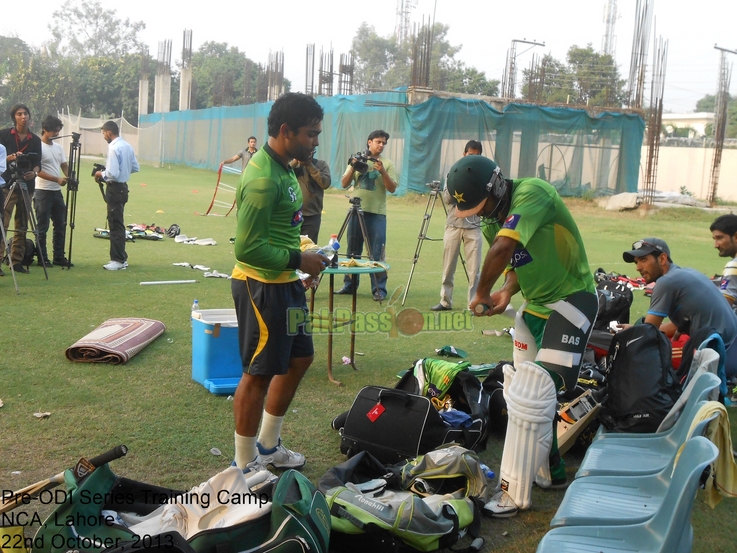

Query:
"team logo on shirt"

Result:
[[503, 214, 521, 230], [291, 209, 303, 227], [510, 248, 533, 268], [721, 279, 729, 290], [288, 186, 297, 203]]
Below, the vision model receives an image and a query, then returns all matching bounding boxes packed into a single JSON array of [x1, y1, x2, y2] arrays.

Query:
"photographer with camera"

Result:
[[0, 104, 42, 275], [94, 121, 139, 271], [33, 116, 73, 268], [431, 140, 484, 312], [338, 130, 397, 301]]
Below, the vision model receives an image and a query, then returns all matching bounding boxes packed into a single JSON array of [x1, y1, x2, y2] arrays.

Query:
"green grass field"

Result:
[[1, 160, 736, 552]]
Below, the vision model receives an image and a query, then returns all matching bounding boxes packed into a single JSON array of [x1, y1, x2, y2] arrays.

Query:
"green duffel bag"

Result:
[[33, 464, 330, 553]]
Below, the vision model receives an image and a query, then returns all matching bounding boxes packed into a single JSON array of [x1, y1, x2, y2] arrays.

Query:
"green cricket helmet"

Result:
[[446, 155, 506, 218]]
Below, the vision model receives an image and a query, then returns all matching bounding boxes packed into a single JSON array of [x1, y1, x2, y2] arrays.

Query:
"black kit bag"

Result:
[[336, 386, 453, 464], [598, 323, 681, 433], [594, 279, 633, 331]]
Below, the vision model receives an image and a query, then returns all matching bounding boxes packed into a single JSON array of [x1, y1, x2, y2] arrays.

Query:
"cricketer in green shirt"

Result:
[[231, 144, 304, 283], [482, 178, 595, 319]]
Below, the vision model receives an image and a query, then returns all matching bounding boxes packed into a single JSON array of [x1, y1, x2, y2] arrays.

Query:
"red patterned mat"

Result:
[[66, 318, 166, 364]]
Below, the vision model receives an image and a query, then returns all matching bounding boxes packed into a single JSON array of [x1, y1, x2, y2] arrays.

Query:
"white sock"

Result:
[[257, 412, 284, 450], [234, 432, 257, 469]]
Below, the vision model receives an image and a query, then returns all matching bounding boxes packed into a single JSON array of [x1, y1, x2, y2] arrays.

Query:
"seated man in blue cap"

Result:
[[622, 237, 737, 380]]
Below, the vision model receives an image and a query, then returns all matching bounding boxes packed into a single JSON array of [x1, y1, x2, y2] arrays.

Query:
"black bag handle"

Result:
[[377, 388, 412, 406]]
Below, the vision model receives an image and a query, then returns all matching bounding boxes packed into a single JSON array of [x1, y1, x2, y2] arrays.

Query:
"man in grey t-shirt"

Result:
[[223, 136, 258, 172], [623, 237, 737, 378]]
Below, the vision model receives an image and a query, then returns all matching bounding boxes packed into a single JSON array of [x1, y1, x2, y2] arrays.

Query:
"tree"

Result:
[[191, 42, 252, 108], [351, 22, 497, 96], [521, 45, 626, 107], [47, 0, 145, 60], [697, 94, 736, 138]]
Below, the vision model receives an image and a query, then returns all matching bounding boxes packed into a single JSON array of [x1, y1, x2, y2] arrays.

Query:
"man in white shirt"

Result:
[[94, 121, 139, 271], [34, 115, 72, 268]]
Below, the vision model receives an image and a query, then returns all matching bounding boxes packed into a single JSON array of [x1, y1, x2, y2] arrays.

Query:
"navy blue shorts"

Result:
[[231, 277, 314, 376]]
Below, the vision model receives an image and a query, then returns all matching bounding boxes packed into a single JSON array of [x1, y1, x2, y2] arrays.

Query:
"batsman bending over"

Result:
[[446, 155, 596, 518]]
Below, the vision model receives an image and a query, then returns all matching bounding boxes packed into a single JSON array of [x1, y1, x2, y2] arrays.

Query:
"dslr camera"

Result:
[[425, 180, 441, 192], [348, 151, 378, 174], [91, 163, 106, 178]]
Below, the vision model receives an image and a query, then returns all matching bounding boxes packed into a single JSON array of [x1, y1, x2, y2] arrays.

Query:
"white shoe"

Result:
[[103, 261, 126, 271], [257, 439, 306, 469], [484, 490, 519, 518]]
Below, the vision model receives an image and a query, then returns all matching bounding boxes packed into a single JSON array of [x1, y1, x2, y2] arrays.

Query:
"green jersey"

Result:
[[349, 156, 397, 215], [231, 145, 303, 283], [483, 178, 594, 318]]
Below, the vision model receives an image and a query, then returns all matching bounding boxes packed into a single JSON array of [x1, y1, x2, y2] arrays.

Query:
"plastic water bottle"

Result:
[[327, 234, 339, 266], [192, 299, 199, 312], [479, 463, 495, 480], [316, 238, 340, 269]]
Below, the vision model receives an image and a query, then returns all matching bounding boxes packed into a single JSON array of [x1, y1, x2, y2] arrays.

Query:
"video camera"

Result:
[[91, 163, 106, 178], [348, 151, 378, 174], [5, 152, 39, 187], [425, 180, 442, 192]]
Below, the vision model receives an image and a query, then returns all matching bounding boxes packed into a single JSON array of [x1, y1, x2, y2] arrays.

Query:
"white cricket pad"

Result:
[[498, 361, 557, 510]]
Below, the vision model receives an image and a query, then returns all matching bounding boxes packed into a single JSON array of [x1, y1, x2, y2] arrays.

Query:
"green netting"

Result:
[[138, 92, 644, 196]]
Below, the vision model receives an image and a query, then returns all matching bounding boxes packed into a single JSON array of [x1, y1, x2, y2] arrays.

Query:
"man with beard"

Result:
[[711, 214, 737, 315], [623, 237, 737, 380]]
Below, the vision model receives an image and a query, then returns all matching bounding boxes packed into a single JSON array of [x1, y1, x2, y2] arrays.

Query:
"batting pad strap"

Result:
[[545, 300, 591, 333], [536, 348, 581, 368]]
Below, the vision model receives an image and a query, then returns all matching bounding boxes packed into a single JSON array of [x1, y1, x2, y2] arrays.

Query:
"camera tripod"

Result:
[[2, 175, 49, 283], [335, 196, 381, 299], [401, 181, 469, 306], [63, 132, 82, 268]]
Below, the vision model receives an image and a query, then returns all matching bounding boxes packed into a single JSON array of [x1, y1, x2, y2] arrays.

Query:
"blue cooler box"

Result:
[[191, 309, 242, 395]]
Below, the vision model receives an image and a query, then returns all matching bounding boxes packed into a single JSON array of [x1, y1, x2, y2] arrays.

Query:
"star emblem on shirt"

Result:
[[453, 191, 465, 204]]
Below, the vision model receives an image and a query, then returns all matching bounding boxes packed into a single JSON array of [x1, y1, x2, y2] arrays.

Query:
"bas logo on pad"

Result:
[[503, 214, 521, 230]]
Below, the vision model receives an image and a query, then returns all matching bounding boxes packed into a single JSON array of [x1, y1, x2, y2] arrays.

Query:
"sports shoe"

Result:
[[12, 264, 29, 274], [38, 258, 53, 267], [431, 303, 451, 311], [231, 455, 268, 475], [54, 257, 74, 268], [334, 286, 353, 295], [257, 439, 306, 469], [484, 490, 519, 518], [103, 261, 126, 271]]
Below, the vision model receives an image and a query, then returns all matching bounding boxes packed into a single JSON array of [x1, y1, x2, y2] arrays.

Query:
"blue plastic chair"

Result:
[[576, 372, 720, 479], [552, 413, 718, 528], [537, 436, 718, 553]]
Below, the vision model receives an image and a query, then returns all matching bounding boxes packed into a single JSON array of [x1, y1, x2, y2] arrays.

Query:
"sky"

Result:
[[2, 0, 735, 114]]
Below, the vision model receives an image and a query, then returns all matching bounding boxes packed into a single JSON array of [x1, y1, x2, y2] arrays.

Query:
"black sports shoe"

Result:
[[334, 287, 353, 295], [38, 259, 53, 267], [431, 303, 451, 311], [54, 257, 74, 268], [12, 264, 29, 274]]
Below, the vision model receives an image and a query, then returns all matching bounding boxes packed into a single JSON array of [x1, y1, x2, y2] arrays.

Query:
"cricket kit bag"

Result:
[[33, 464, 330, 553], [318, 446, 486, 553], [598, 323, 681, 433], [332, 359, 491, 464]]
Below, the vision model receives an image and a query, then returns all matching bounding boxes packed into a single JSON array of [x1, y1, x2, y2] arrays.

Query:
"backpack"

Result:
[[319, 447, 485, 553], [4, 236, 36, 267], [598, 324, 681, 433]]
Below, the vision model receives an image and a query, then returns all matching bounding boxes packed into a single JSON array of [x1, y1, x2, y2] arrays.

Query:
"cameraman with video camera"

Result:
[[0, 104, 42, 275], [338, 130, 397, 301]]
